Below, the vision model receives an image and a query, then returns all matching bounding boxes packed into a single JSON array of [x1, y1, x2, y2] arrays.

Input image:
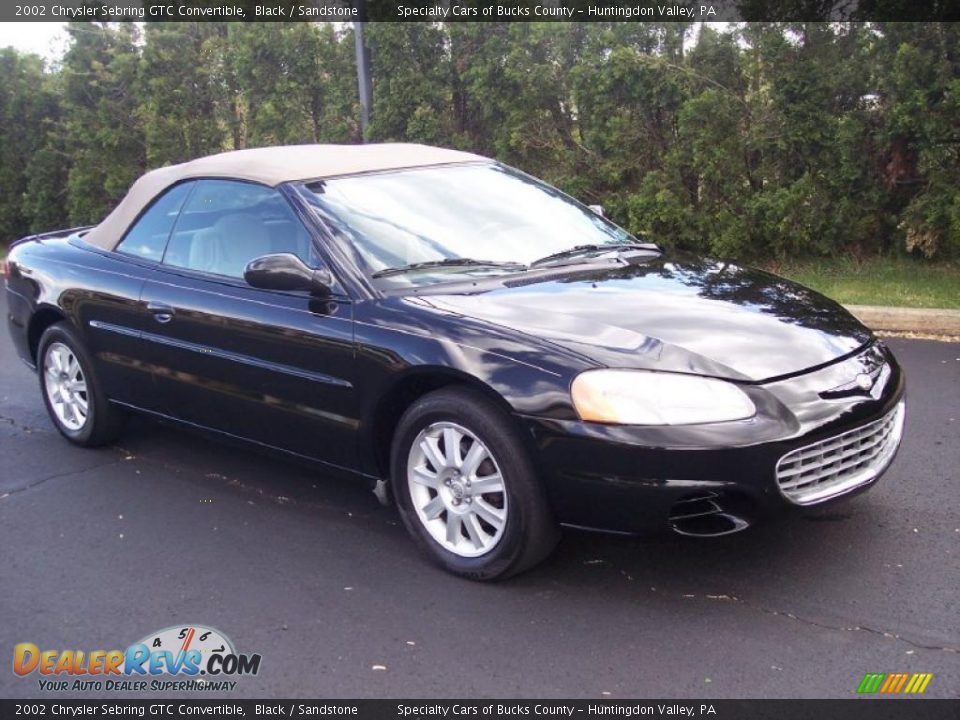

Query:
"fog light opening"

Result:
[[669, 492, 753, 538]]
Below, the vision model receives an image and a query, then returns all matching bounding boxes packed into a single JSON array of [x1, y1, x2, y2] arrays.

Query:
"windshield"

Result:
[[297, 163, 639, 286]]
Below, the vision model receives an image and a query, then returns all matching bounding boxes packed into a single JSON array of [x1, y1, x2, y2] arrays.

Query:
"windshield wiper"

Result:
[[372, 258, 527, 279], [529, 242, 661, 268]]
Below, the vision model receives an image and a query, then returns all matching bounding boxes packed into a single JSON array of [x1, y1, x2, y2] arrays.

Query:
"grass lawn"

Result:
[[767, 257, 960, 310]]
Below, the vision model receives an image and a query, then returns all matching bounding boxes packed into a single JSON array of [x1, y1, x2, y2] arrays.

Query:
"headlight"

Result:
[[571, 369, 756, 425]]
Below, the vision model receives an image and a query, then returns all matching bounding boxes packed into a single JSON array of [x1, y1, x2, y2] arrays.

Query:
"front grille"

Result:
[[776, 401, 905, 505]]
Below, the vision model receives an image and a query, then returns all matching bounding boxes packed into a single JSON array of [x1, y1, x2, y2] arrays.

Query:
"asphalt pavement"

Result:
[[1, 290, 957, 699]]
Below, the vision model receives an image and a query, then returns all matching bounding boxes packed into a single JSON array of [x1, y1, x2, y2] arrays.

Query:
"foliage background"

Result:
[[0, 21, 958, 260]]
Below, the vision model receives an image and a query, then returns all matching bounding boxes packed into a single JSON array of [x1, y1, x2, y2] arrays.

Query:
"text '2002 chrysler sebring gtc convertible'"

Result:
[[4, 144, 905, 579]]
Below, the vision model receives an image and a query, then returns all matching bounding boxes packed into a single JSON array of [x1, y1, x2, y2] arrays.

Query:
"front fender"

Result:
[[351, 298, 590, 477]]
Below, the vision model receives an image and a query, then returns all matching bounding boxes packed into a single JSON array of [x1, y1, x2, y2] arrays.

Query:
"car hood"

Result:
[[421, 257, 873, 382]]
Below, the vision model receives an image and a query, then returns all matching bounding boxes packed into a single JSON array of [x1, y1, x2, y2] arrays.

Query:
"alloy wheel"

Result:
[[406, 421, 508, 557], [43, 342, 89, 431]]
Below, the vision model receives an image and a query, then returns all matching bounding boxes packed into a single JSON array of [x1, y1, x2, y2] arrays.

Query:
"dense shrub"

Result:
[[1, 21, 957, 259]]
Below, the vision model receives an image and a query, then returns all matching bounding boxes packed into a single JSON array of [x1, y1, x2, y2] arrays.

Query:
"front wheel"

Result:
[[392, 387, 559, 580]]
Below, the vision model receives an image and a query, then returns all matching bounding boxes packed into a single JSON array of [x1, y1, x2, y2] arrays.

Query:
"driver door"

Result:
[[137, 179, 359, 472]]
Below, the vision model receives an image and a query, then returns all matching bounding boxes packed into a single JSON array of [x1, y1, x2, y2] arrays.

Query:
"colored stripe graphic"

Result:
[[857, 673, 885, 693], [880, 674, 898, 693], [910, 673, 933, 694], [857, 672, 932, 694], [892, 673, 909, 693]]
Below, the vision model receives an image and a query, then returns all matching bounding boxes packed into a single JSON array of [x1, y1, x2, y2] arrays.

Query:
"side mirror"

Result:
[[244, 253, 332, 295], [588, 204, 605, 217]]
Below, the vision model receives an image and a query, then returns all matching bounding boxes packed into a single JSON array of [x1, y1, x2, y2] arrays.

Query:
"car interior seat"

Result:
[[188, 213, 273, 278]]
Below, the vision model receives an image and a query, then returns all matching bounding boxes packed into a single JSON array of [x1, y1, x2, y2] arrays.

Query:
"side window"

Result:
[[115, 181, 195, 261], [162, 179, 319, 280]]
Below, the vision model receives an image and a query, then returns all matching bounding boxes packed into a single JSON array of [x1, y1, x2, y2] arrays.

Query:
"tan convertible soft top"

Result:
[[84, 143, 485, 251]]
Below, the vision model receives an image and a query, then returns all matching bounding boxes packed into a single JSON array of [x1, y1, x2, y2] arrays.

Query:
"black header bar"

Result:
[[4, 0, 958, 23]]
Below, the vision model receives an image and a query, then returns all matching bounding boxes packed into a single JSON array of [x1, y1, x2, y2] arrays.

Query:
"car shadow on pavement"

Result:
[[112, 411, 887, 604]]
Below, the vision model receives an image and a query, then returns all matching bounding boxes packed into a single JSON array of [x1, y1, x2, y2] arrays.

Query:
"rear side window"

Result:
[[116, 182, 195, 261]]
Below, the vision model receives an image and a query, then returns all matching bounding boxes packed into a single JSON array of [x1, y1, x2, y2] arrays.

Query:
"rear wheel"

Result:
[[392, 387, 559, 580], [38, 322, 121, 447]]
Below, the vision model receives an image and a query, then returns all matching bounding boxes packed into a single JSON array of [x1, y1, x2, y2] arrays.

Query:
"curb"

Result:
[[844, 305, 960, 337]]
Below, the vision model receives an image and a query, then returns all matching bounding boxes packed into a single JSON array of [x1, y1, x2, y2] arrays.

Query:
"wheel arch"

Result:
[[28, 305, 70, 365], [364, 367, 522, 482]]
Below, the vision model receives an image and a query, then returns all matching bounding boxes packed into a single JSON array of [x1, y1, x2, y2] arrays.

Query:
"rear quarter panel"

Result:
[[5, 236, 154, 402]]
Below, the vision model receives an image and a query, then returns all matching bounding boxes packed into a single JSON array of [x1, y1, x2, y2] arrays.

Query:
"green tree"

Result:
[[873, 23, 960, 256], [60, 22, 145, 225], [365, 23, 453, 145], [229, 22, 358, 147], [0, 49, 61, 240], [22, 137, 70, 233], [140, 22, 227, 166], [2, 20, 959, 262]]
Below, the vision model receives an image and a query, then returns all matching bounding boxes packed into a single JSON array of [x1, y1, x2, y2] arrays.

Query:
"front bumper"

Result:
[[523, 344, 906, 536]]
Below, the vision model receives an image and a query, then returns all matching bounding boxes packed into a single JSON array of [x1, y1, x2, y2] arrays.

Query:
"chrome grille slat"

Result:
[[780, 444, 886, 489], [778, 422, 893, 482], [776, 402, 905, 505], [780, 426, 889, 477]]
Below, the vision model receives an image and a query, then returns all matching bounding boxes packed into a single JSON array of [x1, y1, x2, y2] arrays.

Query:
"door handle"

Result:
[[146, 302, 175, 324]]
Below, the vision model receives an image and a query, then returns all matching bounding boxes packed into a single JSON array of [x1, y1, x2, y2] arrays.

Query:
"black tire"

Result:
[[37, 321, 121, 447], [391, 387, 559, 580]]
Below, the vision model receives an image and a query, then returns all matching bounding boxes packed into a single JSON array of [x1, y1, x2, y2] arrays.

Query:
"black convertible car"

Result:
[[5, 144, 905, 579]]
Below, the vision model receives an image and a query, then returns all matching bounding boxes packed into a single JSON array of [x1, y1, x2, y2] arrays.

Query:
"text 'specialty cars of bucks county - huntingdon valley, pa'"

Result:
[[5, 144, 906, 579]]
